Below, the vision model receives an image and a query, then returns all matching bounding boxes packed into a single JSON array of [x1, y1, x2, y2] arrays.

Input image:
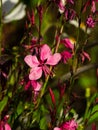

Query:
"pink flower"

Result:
[[80, 51, 91, 63], [64, 9, 76, 21], [24, 80, 41, 92], [61, 38, 74, 50], [54, 0, 66, 13], [61, 119, 78, 130], [24, 44, 61, 80], [54, 119, 78, 130], [0, 121, 11, 130], [54, 127, 61, 130], [61, 51, 72, 63], [91, 0, 96, 13], [86, 15, 95, 28], [91, 0, 98, 13], [58, 0, 66, 13]]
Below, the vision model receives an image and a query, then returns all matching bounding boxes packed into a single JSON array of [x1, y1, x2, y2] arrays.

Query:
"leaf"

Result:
[[32, 109, 40, 124], [88, 105, 98, 125], [17, 101, 24, 116], [40, 117, 47, 130], [0, 96, 8, 112]]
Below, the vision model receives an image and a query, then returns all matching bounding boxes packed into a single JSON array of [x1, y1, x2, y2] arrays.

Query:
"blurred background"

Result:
[[1, 0, 98, 129]]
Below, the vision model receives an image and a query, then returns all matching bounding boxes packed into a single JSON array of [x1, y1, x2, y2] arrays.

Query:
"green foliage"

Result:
[[16, 101, 24, 116], [40, 117, 48, 130], [0, 96, 8, 113], [87, 104, 98, 125]]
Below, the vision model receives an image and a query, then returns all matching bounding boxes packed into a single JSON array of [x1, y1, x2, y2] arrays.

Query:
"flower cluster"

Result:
[[54, 119, 78, 130]]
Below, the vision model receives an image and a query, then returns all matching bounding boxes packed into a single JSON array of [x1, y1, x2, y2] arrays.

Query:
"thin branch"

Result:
[[85, 42, 98, 50], [52, 63, 98, 87]]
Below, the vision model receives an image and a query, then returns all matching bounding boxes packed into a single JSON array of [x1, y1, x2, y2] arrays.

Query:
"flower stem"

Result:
[[35, 24, 64, 109], [34, 70, 50, 109], [55, 25, 64, 53]]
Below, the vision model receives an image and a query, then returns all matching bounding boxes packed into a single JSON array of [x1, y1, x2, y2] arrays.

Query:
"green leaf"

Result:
[[32, 109, 40, 124], [17, 101, 24, 115], [90, 93, 98, 104], [0, 96, 8, 112], [40, 117, 47, 130], [88, 105, 98, 125]]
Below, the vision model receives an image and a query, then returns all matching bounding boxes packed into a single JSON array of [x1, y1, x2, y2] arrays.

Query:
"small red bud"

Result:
[[49, 88, 56, 106]]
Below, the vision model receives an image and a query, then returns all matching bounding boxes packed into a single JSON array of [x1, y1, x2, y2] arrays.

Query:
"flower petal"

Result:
[[29, 67, 42, 80], [4, 123, 11, 130], [54, 127, 61, 130], [31, 80, 41, 91], [46, 53, 61, 65], [40, 44, 52, 61], [24, 55, 39, 68], [61, 38, 74, 50]]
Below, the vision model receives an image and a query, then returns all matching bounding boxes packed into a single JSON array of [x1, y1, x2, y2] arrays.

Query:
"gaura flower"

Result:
[[54, 127, 61, 130], [53, 0, 66, 13], [24, 44, 61, 80], [24, 80, 41, 92], [80, 51, 91, 63], [58, 0, 66, 13], [54, 119, 78, 130], [61, 119, 78, 130], [91, 0, 98, 13], [86, 15, 96, 28], [61, 38, 74, 50], [61, 51, 72, 63], [0, 122, 11, 130], [64, 8, 76, 21]]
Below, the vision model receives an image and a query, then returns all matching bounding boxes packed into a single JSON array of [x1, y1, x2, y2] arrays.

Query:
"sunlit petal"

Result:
[[40, 44, 52, 61], [24, 55, 39, 68], [29, 67, 42, 80]]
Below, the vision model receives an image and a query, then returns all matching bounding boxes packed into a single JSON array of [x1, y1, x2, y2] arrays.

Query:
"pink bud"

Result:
[[49, 88, 56, 106]]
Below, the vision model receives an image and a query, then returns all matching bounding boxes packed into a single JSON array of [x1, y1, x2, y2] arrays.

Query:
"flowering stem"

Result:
[[35, 69, 50, 109], [51, 63, 98, 88], [55, 25, 64, 53], [35, 24, 64, 109]]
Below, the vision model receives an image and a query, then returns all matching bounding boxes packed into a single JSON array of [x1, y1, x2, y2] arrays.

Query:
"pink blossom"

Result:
[[86, 15, 95, 28], [61, 51, 72, 63], [82, 0, 98, 13], [54, 119, 78, 130], [58, 0, 66, 13], [91, 0, 98, 13], [54, 127, 61, 130], [24, 44, 61, 80], [54, 0, 65, 13], [61, 119, 78, 130], [80, 51, 91, 63], [64, 9, 76, 21], [0, 121, 11, 130], [24, 80, 41, 92], [61, 38, 74, 50], [91, 0, 96, 13]]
